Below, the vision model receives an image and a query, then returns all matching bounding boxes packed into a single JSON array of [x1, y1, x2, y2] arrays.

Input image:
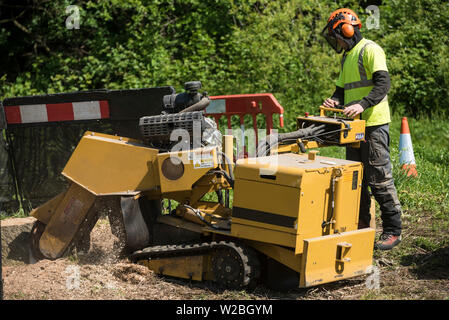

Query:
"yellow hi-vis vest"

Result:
[[336, 38, 391, 127]]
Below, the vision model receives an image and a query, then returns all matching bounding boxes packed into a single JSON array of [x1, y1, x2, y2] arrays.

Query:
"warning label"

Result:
[[189, 149, 215, 169]]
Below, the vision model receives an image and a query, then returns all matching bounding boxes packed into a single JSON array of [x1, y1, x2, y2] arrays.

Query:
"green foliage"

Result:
[[0, 207, 27, 220], [1, 0, 447, 122], [413, 236, 441, 251], [380, 0, 449, 118]]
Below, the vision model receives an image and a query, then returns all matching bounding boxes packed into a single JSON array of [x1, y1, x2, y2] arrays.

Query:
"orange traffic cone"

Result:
[[399, 117, 418, 177]]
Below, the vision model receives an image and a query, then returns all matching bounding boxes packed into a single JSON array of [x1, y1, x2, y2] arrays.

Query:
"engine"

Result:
[[139, 81, 222, 151]]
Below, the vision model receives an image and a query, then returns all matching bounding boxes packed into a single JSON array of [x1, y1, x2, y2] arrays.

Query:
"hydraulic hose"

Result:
[[183, 204, 231, 231], [257, 124, 327, 156], [179, 97, 210, 113], [277, 124, 326, 142], [214, 169, 234, 189], [217, 150, 235, 181]]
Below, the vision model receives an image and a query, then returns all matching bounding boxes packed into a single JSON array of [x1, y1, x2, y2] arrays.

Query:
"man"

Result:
[[321, 8, 402, 250]]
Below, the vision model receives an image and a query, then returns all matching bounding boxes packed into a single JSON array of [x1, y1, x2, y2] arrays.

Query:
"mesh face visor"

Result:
[[321, 22, 344, 54]]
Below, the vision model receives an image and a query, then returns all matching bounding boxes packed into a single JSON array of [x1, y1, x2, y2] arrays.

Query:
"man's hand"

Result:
[[323, 98, 340, 108], [343, 103, 364, 118]]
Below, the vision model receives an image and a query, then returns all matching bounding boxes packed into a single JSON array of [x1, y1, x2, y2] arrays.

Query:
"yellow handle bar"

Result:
[[319, 105, 361, 120]]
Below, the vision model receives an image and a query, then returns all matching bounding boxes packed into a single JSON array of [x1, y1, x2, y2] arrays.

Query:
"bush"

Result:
[[0, 0, 448, 122]]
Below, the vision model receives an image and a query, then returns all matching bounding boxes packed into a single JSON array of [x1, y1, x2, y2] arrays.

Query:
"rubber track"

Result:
[[129, 241, 259, 287]]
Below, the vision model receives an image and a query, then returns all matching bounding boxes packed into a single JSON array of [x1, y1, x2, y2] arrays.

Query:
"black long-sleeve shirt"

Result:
[[331, 70, 391, 109]]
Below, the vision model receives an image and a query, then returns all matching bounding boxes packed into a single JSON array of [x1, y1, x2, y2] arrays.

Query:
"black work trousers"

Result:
[[346, 124, 402, 236]]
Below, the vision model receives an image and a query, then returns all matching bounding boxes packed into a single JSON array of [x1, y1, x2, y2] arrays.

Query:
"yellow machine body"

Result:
[[61, 132, 160, 196], [231, 153, 363, 249], [275, 106, 365, 154], [138, 255, 214, 282], [296, 115, 366, 147], [58, 131, 220, 196], [228, 152, 374, 287], [34, 182, 96, 259], [299, 229, 375, 287], [31, 131, 225, 258], [30, 108, 376, 289]]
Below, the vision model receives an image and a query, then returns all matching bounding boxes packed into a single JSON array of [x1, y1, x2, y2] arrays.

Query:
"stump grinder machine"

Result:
[[29, 81, 375, 289]]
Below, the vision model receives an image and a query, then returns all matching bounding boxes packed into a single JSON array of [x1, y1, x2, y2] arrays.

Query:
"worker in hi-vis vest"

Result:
[[322, 8, 402, 250]]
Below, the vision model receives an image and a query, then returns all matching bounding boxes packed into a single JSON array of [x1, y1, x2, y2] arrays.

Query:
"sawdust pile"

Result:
[[2, 219, 218, 300]]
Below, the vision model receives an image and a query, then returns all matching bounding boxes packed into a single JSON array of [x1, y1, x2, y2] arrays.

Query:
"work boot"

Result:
[[375, 233, 401, 250]]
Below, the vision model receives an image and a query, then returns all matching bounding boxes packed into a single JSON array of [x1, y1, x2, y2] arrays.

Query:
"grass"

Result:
[[388, 116, 449, 275], [391, 118, 449, 220], [413, 236, 442, 252], [0, 208, 27, 220], [67, 253, 80, 264]]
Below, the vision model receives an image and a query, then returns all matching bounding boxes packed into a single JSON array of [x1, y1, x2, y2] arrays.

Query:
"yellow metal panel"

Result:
[[295, 169, 332, 251], [294, 162, 363, 254], [231, 222, 296, 248], [247, 240, 301, 272], [30, 192, 65, 225], [196, 201, 232, 218], [333, 165, 363, 233], [231, 176, 299, 247], [339, 119, 365, 144], [223, 134, 234, 172], [235, 153, 304, 188], [231, 216, 295, 235], [232, 152, 365, 253], [156, 147, 219, 193], [235, 153, 359, 187], [39, 182, 96, 259], [140, 255, 206, 281], [369, 197, 377, 229], [299, 228, 375, 287], [62, 131, 159, 195], [233, 179, 300, 221], [296, 115, 366, 145]]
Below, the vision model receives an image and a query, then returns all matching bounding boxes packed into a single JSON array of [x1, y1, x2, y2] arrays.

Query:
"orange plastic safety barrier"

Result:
[[206, 94, 284, 149]]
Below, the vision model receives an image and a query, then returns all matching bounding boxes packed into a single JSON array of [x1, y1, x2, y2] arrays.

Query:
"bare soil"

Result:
[[2, 216, 449, 300]]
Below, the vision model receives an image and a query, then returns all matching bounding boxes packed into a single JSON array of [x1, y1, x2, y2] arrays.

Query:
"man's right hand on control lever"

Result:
[[323, 98, 340, 108]]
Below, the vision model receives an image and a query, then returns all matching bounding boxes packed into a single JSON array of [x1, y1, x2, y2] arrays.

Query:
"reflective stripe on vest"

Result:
[[342, 41, 375, 90]]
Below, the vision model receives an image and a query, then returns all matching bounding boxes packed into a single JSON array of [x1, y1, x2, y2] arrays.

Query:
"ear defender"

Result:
[[341, 23, 354, 38]]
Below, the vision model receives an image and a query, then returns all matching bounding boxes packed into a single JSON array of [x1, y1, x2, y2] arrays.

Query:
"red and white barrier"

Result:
[[4, 100, 110, 124]]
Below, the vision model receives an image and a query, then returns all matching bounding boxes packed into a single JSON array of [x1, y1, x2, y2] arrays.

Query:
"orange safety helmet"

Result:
[[322, 8, 363, 53]]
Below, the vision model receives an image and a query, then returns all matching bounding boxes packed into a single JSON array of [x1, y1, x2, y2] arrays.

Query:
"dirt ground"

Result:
[[2, 216, 449, 300]]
